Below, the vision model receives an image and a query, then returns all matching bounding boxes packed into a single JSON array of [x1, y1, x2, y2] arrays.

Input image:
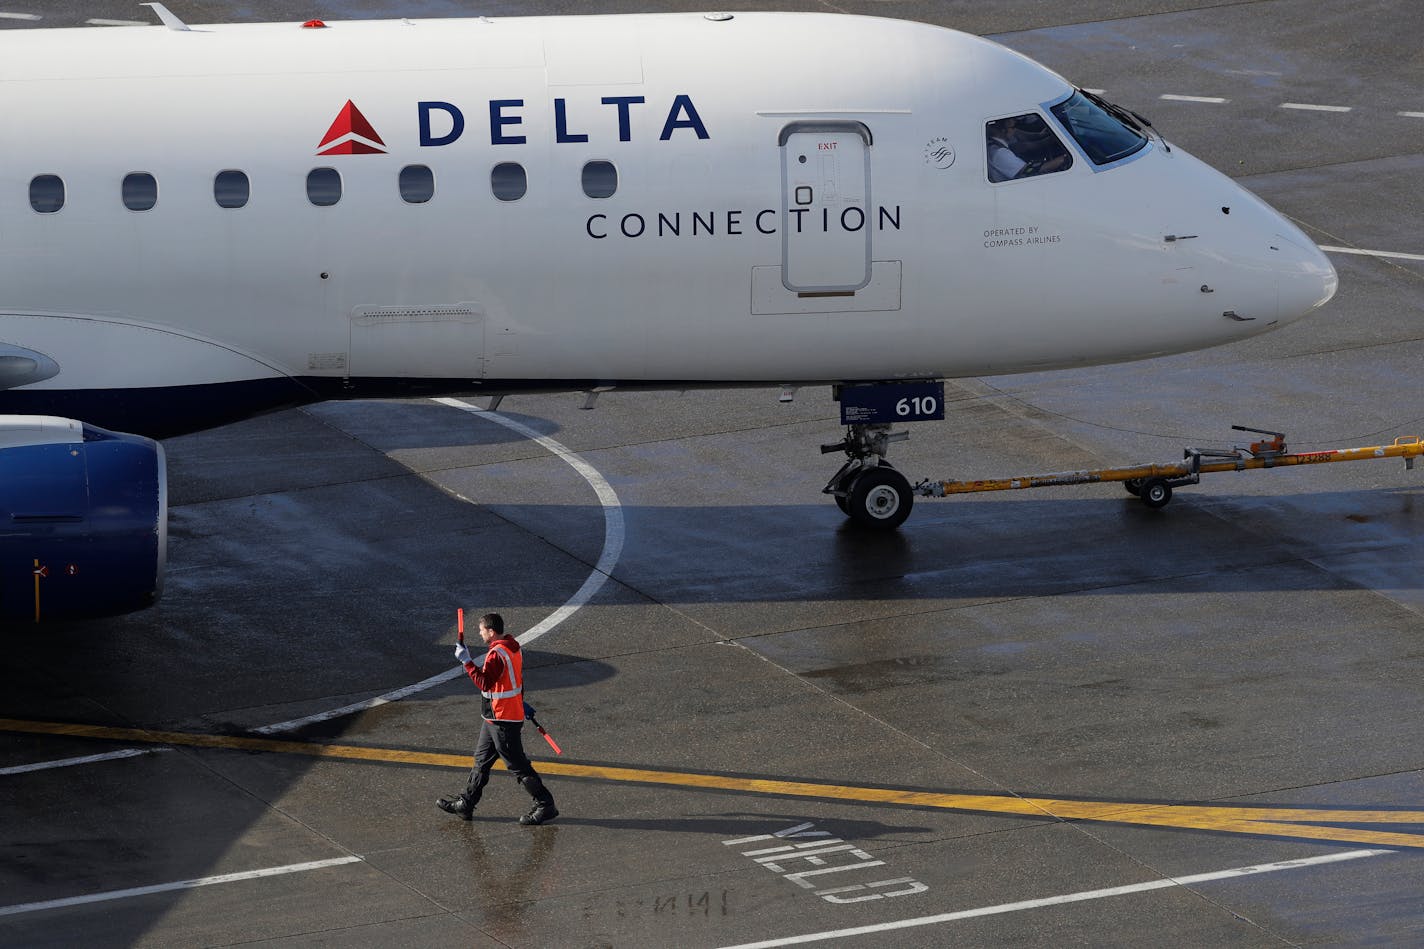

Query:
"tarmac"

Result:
[[3, 1, 1424, 946]]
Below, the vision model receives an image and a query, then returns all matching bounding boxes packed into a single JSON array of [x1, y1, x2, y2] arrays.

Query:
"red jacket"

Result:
[[463, 634, 524, 722]]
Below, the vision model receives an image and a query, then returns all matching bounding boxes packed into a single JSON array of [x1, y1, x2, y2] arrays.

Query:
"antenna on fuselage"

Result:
[[141, 3, 192, 31]]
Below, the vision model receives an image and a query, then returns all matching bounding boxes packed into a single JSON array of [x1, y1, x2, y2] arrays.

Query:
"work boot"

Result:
[[436, 794, 474, 819], [518, 801, 559, 825], [517, 775, 558, 825]]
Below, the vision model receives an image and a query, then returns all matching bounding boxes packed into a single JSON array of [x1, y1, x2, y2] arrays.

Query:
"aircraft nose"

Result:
[[1274, 233, 1338, 322]]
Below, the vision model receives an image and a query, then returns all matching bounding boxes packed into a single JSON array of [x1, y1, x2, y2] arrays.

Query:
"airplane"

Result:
[[0, 6, 1337, 621]]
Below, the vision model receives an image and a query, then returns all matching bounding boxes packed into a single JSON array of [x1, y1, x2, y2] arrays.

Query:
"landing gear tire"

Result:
[[1139, 478, 1172, 509], [846, 467, 913, 530]]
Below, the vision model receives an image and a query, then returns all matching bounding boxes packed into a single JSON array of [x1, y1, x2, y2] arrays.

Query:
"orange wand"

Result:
[[523, 702, 563, 755]]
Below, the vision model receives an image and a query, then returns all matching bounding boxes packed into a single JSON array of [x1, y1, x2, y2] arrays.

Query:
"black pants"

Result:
[[463, 719, 553, 808]]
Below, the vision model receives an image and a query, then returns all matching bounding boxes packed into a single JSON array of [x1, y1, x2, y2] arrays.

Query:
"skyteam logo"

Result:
[[317, 100, 387, 155], [923, 137, 955, 170]]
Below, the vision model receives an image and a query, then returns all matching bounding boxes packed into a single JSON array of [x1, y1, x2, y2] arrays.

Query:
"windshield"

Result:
[[1049, 91, 1149, 165]]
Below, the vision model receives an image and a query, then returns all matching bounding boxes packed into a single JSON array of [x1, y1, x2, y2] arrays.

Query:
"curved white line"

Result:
[[438, 398, 626, 644], [254, 398, 623, 734]]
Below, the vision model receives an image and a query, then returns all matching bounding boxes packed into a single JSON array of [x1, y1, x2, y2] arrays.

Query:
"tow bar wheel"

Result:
[[847, 467, 913, 529], [1139, 478, 1172, 509]]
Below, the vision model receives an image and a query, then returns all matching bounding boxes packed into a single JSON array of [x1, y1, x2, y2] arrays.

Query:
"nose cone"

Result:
[[1274, 233, 1338, 323], [1163, 148, 1338, 338]]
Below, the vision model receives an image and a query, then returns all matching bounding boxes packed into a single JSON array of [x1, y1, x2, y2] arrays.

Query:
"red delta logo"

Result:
[[317, 100, 386, 155]]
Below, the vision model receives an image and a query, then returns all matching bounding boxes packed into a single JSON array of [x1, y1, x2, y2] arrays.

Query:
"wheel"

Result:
[[1139, 478, 1172, 509], [1123, 478, 1142, 497], [844, 460, 894, 513], [846, 467, 913, 530]]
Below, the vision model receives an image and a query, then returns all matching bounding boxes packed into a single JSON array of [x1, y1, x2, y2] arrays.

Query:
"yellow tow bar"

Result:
[[915, 426, 1424, 509]]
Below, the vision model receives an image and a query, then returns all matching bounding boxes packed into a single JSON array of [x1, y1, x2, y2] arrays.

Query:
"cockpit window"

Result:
[[985, 113, 1073, 183], [1050, 91, 1149, 165]]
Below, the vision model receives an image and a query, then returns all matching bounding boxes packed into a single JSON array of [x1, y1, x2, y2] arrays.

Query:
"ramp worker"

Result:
[[438, 612, 559, 825]]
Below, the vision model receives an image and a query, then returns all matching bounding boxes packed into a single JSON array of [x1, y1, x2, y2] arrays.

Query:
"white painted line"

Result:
[[1281, 102, 1352, 113], [1399, 112, 1424, 119], [0, 856, 362, 917], [717, 849, 1391, 949], [251, 666, 468, 733], [1320, 245, 1424, 262], [0, 12, 42, 20], [1083, 88, 1106, 95], [1160, 95, 1229, 104], [253, 398, 624, 734], [85, 18, 149, 27], [0, 748, 169, 775], [436, 398, 626, 646]]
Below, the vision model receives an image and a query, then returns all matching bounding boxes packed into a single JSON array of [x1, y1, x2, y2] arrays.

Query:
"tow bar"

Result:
[[914, 426, 1424, 509]]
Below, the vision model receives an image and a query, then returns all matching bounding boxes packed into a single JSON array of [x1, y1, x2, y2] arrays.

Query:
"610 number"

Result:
[[896, 396, 939, 417]]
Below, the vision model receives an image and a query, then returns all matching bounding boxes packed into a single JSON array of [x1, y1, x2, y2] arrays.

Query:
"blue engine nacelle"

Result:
[[0, 417, 166, 622]]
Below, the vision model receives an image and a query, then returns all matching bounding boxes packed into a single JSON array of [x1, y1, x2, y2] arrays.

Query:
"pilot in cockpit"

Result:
[[986, 113, 1073, 182]]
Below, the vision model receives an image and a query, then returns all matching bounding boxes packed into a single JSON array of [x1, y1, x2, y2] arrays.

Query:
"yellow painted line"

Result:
[[5, 718, 1423, 848]]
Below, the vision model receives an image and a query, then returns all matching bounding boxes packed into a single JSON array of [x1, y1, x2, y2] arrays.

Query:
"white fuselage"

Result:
[[0, 12, 1336, 436]]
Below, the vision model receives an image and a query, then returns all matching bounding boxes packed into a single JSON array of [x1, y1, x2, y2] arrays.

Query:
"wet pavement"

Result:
[[4, 1, 1424, 946]]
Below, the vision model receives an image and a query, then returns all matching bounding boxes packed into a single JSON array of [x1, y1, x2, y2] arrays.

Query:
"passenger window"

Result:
[[399, 164, 435, 204], [581, 160, 617, 199], [30, 175, 64, 213], [985, 114, 1072, 183], [123, 172, 158, 211], [491, 162, 526, 202], [214, 170, 250, 209], [307, 167, 342, 207]]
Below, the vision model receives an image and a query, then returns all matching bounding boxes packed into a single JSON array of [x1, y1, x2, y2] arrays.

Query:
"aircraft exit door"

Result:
[[779, 121, 872, 293]]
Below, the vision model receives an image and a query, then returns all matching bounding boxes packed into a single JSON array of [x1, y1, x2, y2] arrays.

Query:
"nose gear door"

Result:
[[779, 121, 872, 293]]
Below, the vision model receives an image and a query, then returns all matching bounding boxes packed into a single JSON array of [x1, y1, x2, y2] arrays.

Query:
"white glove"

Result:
[[454, 643, 473, 665]]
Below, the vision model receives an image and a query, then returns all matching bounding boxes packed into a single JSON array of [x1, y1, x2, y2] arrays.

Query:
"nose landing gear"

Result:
[[820, 380, 944, 530], [822, 423, 914, 529]]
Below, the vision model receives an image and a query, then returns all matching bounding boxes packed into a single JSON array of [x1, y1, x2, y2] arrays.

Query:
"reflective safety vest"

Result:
[[481, 641, 524, 722]]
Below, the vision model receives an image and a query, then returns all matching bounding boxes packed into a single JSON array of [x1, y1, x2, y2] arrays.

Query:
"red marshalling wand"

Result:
[[532, 720, 563, 755], [523, 702, 564, 755]]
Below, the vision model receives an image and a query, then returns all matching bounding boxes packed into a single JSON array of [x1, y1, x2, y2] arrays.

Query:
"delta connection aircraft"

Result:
[[0, 7, 1336, 620]]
